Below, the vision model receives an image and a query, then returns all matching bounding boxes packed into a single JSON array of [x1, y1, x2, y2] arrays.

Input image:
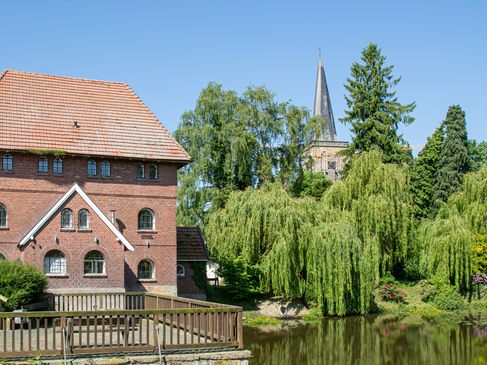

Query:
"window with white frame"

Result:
[[53, 158, 63, 174], [78, 209, 90, 229], [44, 250, 67, 275], [0, 204, 7, 228], [87, 160, 97, 176], [2, 155, 12, 171], [38, 157, 49, 173], [136, 163, 145, 179], [61, 208, 73, 229], [84, 251, 105, 275], [138, 209, 154, 230], [149, 164, 158, 180], [138, 259, 155, 279], [101, 161, 110, 177], [176, 264, 185, 278]]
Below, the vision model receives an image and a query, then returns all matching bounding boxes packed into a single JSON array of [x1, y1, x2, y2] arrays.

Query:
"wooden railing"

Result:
[[0, 292, 243, 359]]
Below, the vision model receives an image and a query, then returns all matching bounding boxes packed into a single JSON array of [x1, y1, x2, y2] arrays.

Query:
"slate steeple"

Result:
[[313, 54, 337, 141]]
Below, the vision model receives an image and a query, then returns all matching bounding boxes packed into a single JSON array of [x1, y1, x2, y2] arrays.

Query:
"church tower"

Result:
[[305, 54, 348, 181]]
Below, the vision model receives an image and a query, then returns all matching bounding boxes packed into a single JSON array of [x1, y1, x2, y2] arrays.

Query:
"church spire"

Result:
[[313, 53, 337, 141]]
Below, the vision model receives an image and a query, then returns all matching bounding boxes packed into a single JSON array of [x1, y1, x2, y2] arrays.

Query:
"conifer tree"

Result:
[[340, 43, 415, 165], [411, 125, 444, 219], [432, 105, 470, 205]]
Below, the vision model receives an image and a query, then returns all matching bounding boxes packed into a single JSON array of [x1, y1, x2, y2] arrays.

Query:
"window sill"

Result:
[[1, 170, 14, 174], [77, 228, 92, 233], [87, 175, 99, 179], [138, 278, 157, 283], [137, 230, 157, 234], [84, 274, 107, 278], [52, 173, 64, 177], [60, 228, 76, 232], [37, 172, 49, 175], [45, 274, 69, 278], [0, 227, 9, 231]]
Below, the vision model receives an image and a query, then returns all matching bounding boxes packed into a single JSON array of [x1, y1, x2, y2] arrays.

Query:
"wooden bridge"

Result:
[[0, 292, 243, 359]]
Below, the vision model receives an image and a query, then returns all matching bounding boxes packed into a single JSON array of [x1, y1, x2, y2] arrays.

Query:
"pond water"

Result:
[[244, 314, 487, 365]]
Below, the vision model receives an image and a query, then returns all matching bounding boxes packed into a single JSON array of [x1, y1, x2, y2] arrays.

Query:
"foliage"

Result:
[[244, 315, 280, 327], [207, 151, 415, 315], [472, 235, 487, 273], [379, 283, 407, 304], [411, 125, 443, 219], [216, 257, 261, 300], [0, 260, 47, 311], [175, 83, 320, 226], [471, 273, 487, 299], [302, 306, 324, 322], [468, 140, 487, 172], [294, 171, 332, 199], [340, 43, 415, 165], [26, 148, 66, 157], [432, 105, 470, 205], [190, 262, 209, 292], [323, 150, 413, 277], [426, 284, 466, 311], [417, 216, 471, 292]]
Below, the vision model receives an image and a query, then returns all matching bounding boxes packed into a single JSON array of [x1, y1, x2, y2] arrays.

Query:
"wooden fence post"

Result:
[[237, 311, 243, 349]]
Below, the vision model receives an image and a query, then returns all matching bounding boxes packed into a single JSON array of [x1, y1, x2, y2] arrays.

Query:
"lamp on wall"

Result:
[[53, 236, 59, 244], [95, 237, 99, 245]]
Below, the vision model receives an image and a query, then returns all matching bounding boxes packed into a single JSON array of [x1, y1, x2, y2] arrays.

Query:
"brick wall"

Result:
[[177, 262, 206, 299], [0, 152, 180, 294]]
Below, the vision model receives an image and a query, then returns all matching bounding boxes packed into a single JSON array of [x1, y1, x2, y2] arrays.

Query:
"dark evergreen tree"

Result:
[[340, 43, 415, 165], [411, 125, 444, 219], [468, 139, 487, 171], [432, 105, 470, 205]]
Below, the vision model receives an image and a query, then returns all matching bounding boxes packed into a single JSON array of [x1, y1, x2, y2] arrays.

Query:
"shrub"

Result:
[[420, 280, 466, 310], [472, 235, 487, 273], [0, 260, 47, 311], [379, 283, 407, 304], [216, 257, 260, 300]]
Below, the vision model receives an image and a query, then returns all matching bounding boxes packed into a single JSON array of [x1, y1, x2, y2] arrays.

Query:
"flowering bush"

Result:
[[379, 283, 407, 304], [472, 273, 487, 299]]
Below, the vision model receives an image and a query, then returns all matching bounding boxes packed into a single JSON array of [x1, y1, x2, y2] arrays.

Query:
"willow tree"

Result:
[[323, 150, 413, 278], [206, 183, 375, 315], [417, 167, 487, 290]]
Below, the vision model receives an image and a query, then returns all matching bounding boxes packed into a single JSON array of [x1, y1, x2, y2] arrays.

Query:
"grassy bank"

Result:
[[227, 281, 487, 327]]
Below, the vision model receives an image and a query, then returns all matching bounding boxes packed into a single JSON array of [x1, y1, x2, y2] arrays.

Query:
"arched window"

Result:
[[87, 160, 97, 176], [149, 164, 158, 180], [136, 163, 145, 179], [38, 157, 49, 173], [138, 259, 155, 279], [0, 253, 5, 260], [2, 155, 12, 171], [84, 251, 105, 275], [0, 204, 7, 228], [101, 161, 111, 177], [138, 209, 155, 230], [53, 158, 63, 174], [177, 264, 186, 278], [61, 208, 73, 229], [44, 250, 67, 275], [78, 209, 90, 229]]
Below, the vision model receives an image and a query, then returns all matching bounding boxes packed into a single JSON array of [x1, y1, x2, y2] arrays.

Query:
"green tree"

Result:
[[340, 43, 415, 165], [175, 83, 319, 225], [468, 139, 487, 172], [295, 172, 332, 199], [410, 125, 444, 219], [432, 105, 470, 205]]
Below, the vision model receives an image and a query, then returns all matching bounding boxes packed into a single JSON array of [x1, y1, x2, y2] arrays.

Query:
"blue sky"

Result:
[[2, 1, 486, 147]]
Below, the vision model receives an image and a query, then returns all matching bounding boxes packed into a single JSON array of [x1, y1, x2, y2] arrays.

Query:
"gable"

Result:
[[19, 183, 134, 251]]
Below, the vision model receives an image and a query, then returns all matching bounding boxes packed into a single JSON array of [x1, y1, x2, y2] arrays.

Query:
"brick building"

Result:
[[0, 70, 200, 295]]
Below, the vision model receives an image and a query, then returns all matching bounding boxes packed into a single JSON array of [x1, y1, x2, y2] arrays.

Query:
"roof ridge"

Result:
[[0, 70, 8, 82], [2, 69, 127, 86], [123, 83, 191, 161]]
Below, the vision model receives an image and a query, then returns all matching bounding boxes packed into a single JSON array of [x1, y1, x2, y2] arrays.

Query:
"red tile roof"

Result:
[[177, 227, 210, 262], [0, 70, 191, 162]]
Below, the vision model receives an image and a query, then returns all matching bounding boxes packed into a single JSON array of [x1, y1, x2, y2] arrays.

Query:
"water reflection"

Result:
[[244, 314, 487, 365]]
